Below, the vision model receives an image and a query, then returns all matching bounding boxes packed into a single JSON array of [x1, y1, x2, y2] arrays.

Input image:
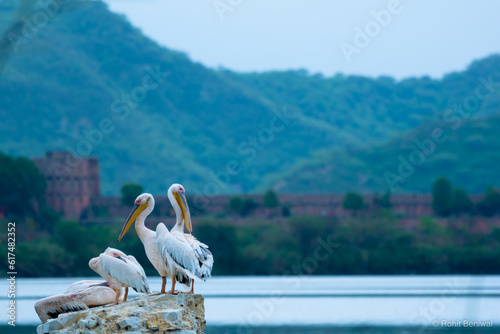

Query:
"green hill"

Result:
[[1, 0, 499, 194], [270, 114, 500, 194]]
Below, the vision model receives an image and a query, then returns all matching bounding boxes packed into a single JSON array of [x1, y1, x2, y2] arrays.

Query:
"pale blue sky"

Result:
[[103, 0, 500, 79]]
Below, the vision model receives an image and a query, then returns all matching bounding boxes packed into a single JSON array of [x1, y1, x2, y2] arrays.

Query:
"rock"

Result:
[[156, 308, 182, 322], [118, 316, 142, 330], [80, 315, 99, 329], [130, 310, 143, 317], [36, 294, 206, 334]]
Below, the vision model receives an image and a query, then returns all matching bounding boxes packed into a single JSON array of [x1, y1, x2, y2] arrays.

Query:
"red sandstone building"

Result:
[[32, 151, 100, 219]]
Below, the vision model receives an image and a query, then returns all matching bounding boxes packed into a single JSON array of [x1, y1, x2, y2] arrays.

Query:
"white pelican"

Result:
[[118, 185, 213, 294], [118, 193, 191, 294], [34, 280, 115, 323], [156, 183, 213, 294], [89, 247, 150, 305]]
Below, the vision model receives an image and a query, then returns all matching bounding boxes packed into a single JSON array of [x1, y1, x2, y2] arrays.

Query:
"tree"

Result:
[[228, 196, 257, 217], [186, 195, 205, 216], [120, 182, 144, 205], [432, 176, 453, 217], [373, 192, 392, 210], [451, 188, 473, 215], [282, 205, 291, 217], [477, 187, 500, 217], [0, 152, 46, 217], [342, 192, 364, 214], [228, 196, 243, 214], [263, 189, 279, 208], [37, 205, 60, 232], [241, 198, 257, 217]]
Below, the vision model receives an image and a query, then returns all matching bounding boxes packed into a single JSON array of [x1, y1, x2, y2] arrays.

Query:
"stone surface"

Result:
[[118, 316, 142, 330], [36, 294, 206, 334]]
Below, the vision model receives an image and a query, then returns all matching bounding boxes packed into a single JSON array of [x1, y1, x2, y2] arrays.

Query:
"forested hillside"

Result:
[[1, 0, 499, 194]]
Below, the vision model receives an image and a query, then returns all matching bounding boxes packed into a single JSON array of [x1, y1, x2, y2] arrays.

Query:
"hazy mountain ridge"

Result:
[[1, 1, 499, 194], [271, 114, 500, 194]]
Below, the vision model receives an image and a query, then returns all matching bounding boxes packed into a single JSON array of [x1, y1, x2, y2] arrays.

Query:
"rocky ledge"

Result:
[[36, 294, 206, 334]]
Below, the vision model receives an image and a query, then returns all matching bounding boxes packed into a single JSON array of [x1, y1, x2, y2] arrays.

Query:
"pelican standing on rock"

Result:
[[89, 247, 150, 305], [157, 183, 213, 294], [118, 184, 213, 294], [118, 193, 190, 294]]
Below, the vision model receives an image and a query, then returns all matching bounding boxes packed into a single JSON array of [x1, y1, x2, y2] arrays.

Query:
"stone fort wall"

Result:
[[85, 193, 484, 221], [32, 152, 484, 221]]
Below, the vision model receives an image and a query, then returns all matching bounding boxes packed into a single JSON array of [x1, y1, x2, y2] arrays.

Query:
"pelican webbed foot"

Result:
[[181, 280, 194, 294]]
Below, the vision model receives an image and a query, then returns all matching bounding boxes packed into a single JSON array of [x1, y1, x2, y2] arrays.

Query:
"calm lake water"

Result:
[[2, 276, 499, 333]]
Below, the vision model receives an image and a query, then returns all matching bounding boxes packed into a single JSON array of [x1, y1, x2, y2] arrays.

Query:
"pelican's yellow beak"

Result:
[[173, 191, 192, 234], [118, 202, 148, 241]]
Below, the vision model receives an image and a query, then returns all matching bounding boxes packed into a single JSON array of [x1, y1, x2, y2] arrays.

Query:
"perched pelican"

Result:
[[156, 183, 213, 294], [118, 185, 213, 294], [89, 247, 150, 305], [34, 280, 115, 323], [118, 193, 191, 294]]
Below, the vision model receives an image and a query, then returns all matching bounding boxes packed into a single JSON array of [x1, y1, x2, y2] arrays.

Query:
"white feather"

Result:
[[185, 234, 214, 280], [105, 247, 148, 280], [156, 224, 206, 280], [99, 253, 150, 294]]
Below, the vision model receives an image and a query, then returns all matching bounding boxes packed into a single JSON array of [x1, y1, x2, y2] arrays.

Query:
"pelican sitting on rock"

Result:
[[34, 280, 115, 323], [89, 247, 150, 305]]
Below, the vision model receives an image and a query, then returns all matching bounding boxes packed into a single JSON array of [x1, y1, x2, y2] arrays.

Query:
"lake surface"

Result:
[[1, 276, 499, 333]]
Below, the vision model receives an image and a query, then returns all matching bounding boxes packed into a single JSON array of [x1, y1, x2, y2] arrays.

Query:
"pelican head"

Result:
[[168, 183, 192, 234], [104, 247, 127, 263], [118, 193, 154, 242]]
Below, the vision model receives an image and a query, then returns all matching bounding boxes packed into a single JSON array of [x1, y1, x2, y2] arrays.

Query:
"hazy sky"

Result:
[[103, 0, 500, 79]]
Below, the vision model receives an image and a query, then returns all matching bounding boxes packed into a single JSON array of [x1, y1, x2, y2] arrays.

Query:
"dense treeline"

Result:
[[338, 177, 500, 217], [3, 213, 499, 277], [1, 156, 499, 277], [431, 176, 500, 217]]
